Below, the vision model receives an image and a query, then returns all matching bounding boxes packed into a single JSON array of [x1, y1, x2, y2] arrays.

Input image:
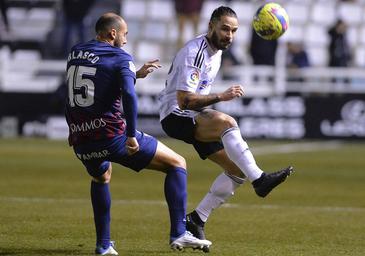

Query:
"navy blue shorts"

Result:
[[73, 131, 158, 177], [161, 113, 224, 160]]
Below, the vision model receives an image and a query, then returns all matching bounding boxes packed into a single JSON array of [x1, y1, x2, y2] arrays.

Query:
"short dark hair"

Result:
[[95, 13, 122, 34], [209, 6, 237, 23]]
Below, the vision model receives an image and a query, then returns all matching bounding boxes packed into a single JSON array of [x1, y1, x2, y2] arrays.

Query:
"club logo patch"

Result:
[[188, 70, 200, 86]]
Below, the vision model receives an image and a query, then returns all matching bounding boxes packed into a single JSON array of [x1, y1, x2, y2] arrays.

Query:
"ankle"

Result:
[[190, 210, 205, 227], [252, 173, 265, 187]]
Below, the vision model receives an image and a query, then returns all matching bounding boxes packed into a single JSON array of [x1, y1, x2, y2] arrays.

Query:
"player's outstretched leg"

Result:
[[95, 241, 119, 255], [170, 231, 212, 251], [253, 166, 294, 198], [221, 127, 294, 197]]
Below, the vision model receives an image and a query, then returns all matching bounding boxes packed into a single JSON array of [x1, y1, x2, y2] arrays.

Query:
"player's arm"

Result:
[[136, 59, 161, 79], [177, 85, 245, 111], [177, 90, 221, 110], [120, 75, 139, 155]]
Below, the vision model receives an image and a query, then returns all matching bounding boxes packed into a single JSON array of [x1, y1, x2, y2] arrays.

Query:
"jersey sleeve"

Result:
[[120, 75, 137, 137], [175, 46, 204, 93], [115, 52, 137, 86], [115, 52, 138, 136]]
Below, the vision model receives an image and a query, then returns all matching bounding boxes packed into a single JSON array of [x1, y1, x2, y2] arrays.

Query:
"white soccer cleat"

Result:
[[95, 241, 119, 255], [170, 231, 212, 251]]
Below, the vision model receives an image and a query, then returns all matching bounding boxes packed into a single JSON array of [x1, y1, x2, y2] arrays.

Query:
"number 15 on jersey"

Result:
[[67, 65, 96, 107]]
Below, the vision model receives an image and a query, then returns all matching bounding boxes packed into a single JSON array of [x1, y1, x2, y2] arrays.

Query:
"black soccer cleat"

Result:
[[186, 212, 210, 253], [253, 166, 294, 198]]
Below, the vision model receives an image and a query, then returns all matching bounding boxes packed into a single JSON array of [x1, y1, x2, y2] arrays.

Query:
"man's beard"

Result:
[[115, 35, 122, 48], [211, 30, 231, 50]]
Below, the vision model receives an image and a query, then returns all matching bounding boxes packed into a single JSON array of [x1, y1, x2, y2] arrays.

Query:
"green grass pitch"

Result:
[[0, 138, 365, 255]]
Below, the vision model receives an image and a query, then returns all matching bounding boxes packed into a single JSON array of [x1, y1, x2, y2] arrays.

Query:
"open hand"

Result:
[[136, 59, 162, 79], [220, 85, 245, 101]]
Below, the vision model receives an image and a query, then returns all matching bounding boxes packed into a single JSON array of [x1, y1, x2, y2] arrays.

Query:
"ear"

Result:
[[110, 28, 117, 40]]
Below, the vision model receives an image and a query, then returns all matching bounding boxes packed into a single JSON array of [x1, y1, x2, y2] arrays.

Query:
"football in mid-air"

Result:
[[252, 2, 289, 40]]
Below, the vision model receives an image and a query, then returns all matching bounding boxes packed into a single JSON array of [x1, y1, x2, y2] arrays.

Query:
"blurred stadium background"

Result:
[[0, 0, 365, 255], [0, 0, 365, 139]]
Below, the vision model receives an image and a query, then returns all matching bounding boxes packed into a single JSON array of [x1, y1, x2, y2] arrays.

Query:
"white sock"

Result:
[[221, 127, 263, 182], [196, 172, 245, 222]]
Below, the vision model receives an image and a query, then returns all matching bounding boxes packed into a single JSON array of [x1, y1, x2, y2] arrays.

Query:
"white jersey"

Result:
[[159, 34, 222, 121]]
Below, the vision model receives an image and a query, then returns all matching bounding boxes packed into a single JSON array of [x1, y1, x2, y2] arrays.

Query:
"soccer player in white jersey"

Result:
[[159, 6, 294, 250]]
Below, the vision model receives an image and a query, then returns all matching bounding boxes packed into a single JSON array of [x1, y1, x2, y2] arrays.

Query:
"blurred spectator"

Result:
[[173, 0, 204, 49], [286, 42, 310, 82], [249, 28, 277, 66], [286, 42, 310, 68], [62, 0, 95, 56], [328, 19, 351, 67], [0, 0, 9, 36]]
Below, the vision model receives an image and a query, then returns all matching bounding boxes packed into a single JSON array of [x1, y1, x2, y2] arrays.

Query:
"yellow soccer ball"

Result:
[[252, 2, 289, 40]]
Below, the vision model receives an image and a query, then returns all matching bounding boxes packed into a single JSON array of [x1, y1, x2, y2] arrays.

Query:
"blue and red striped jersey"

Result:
[[65, 40, 136, 146]]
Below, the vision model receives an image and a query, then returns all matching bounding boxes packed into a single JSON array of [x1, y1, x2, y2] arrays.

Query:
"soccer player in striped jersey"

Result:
[[65, 12, 211, 255], [159, 6, 293, 250]]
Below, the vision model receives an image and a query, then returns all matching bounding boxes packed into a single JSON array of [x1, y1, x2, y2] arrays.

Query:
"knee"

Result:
[[172, 154, 187, 170], [93, 164, 112, 184], [217, 114, 238, 131]]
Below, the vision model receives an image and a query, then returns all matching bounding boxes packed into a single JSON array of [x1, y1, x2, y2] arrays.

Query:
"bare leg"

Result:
[[146, 140, 186, 171]]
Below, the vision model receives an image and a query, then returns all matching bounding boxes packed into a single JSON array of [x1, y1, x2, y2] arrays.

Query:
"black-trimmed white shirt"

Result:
[[158, 34, 222, 120]]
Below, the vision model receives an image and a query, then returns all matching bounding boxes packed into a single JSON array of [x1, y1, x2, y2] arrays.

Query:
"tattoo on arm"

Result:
[[182, 97, 190, 109], [182, 93, 221, 110]]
